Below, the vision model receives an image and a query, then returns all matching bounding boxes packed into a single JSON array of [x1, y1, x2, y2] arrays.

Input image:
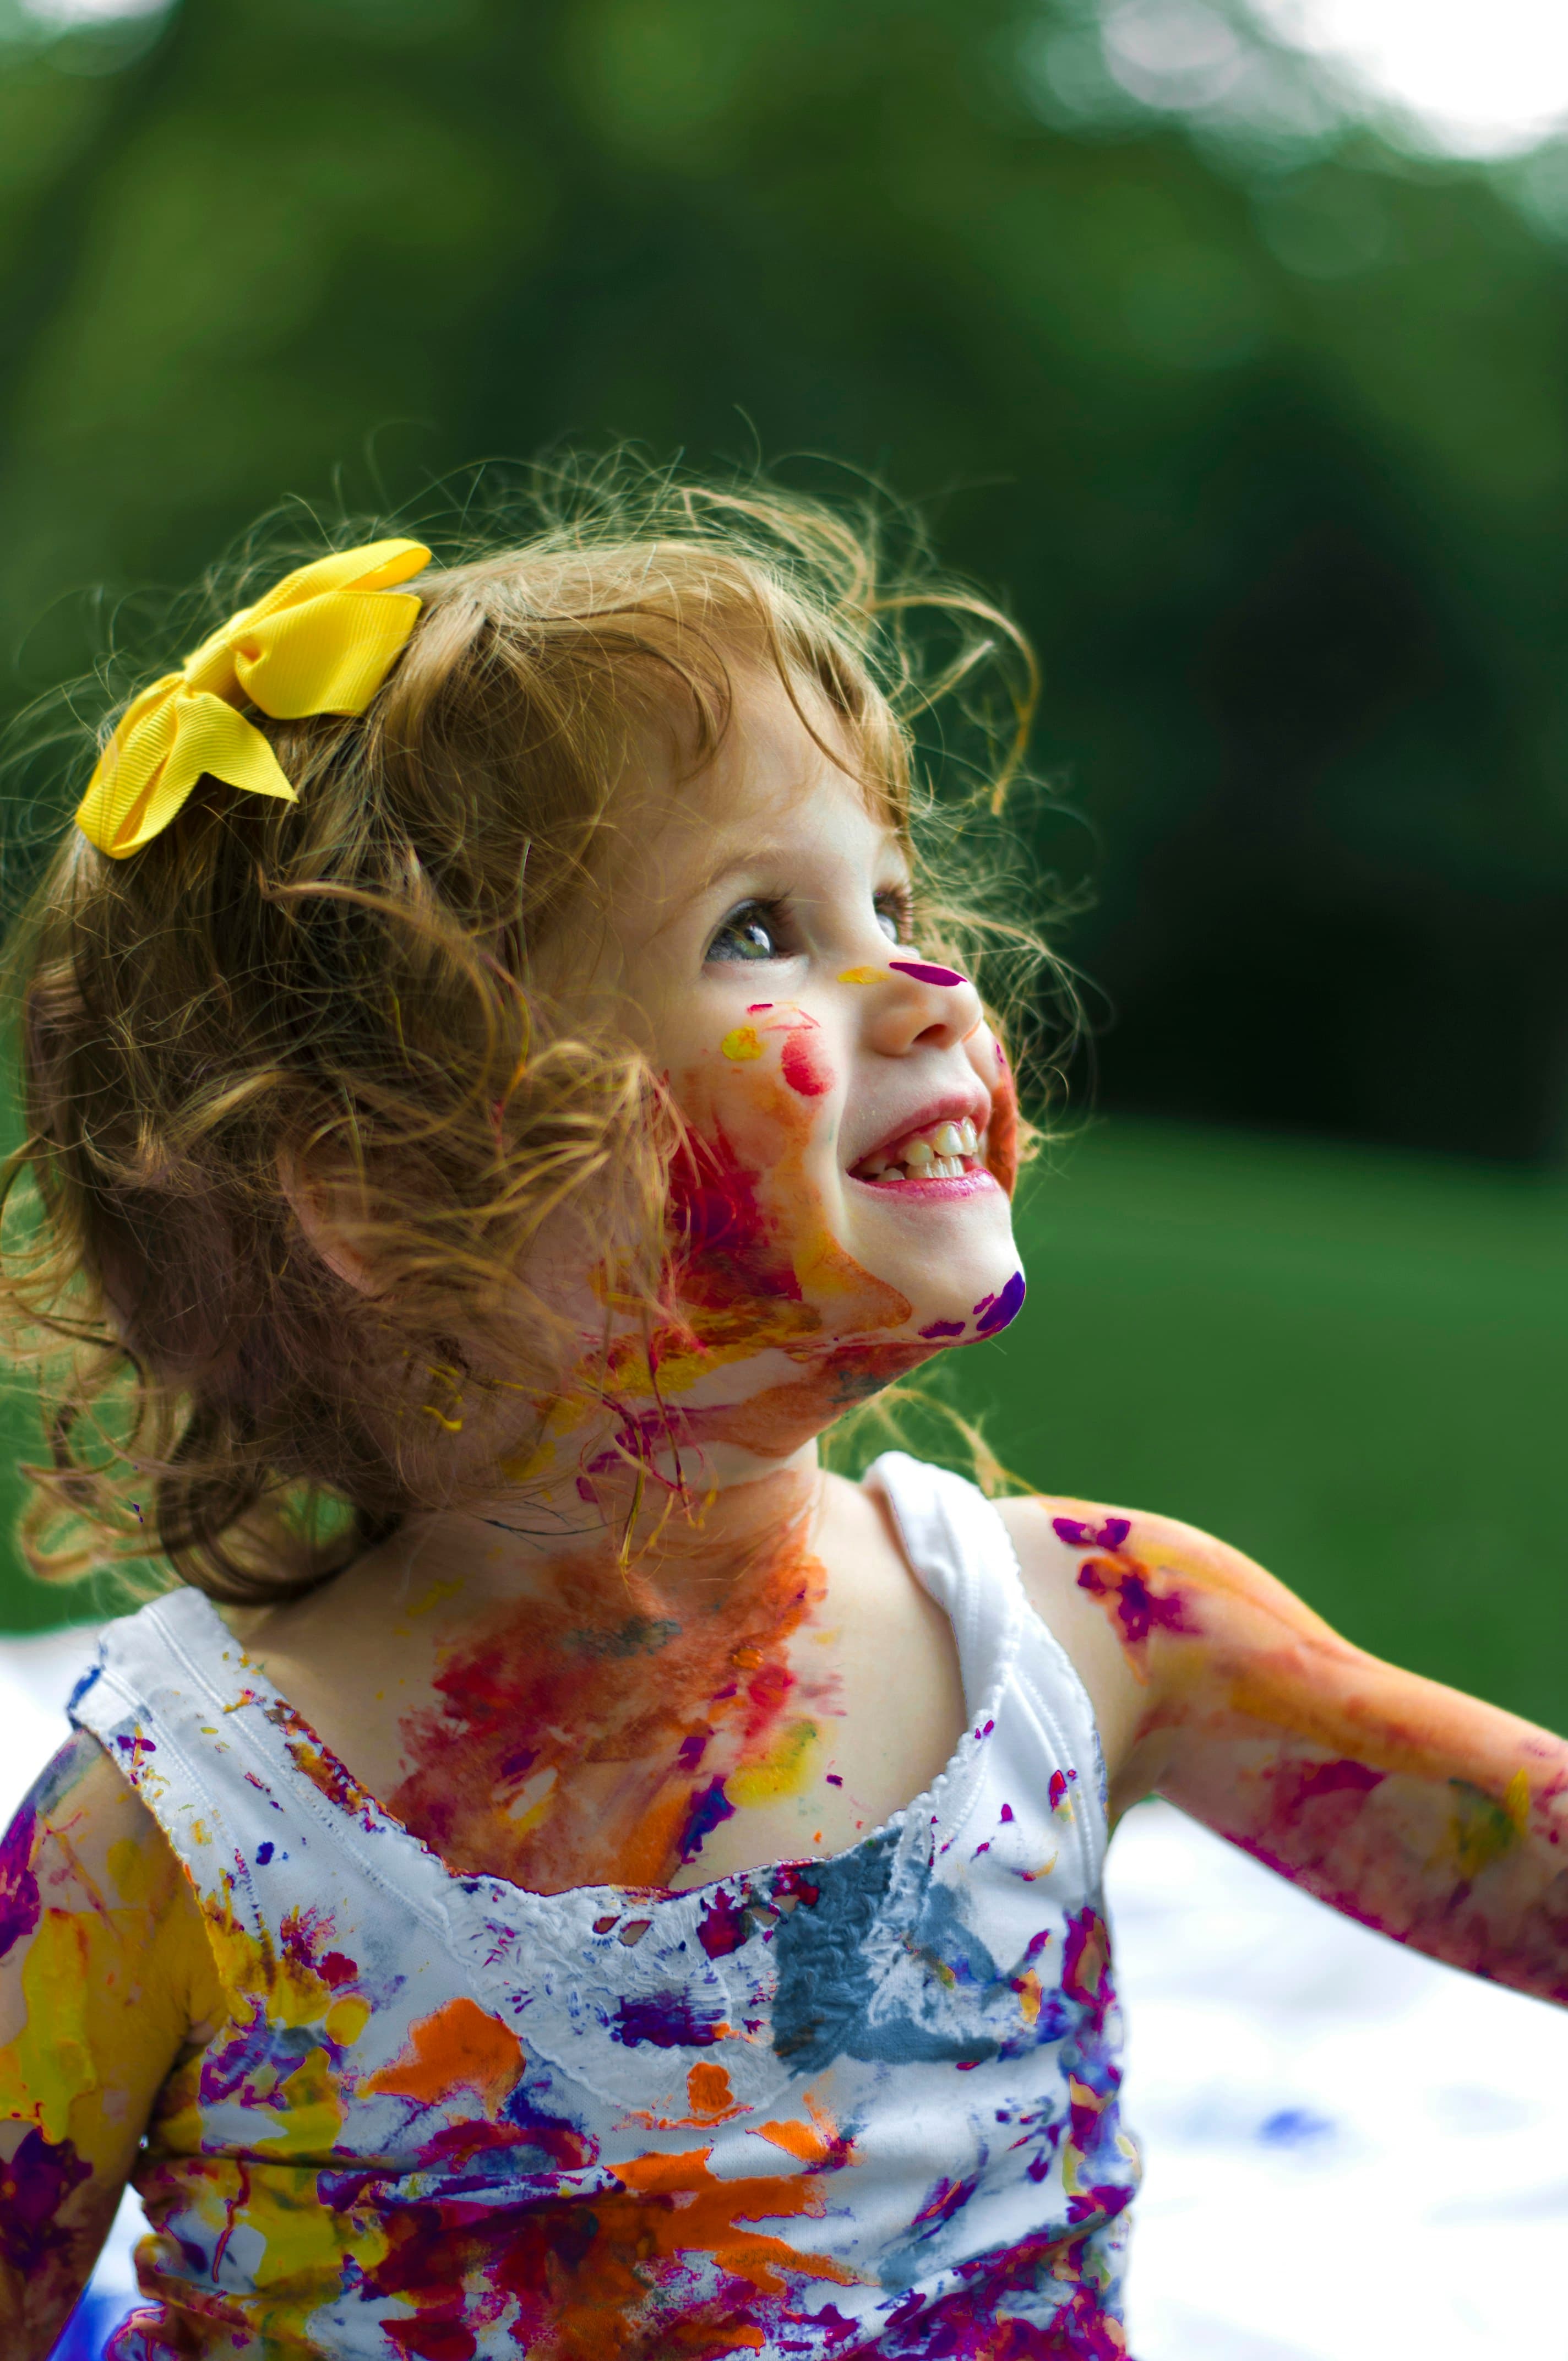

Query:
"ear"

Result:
[[277, 1149, 383, 1297]]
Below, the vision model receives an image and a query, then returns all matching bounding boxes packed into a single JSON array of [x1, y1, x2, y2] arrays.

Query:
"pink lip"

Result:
[[847, 1091, 993, 1174]]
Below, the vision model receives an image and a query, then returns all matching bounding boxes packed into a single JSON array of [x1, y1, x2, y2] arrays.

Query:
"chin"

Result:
[[856, 1221, 1026, 1351]]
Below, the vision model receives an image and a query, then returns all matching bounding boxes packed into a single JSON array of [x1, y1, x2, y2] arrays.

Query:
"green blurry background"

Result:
[[1, 0, 1565, 1723]]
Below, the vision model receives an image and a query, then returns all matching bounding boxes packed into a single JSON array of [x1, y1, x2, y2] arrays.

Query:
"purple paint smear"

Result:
[[0, 2128, 91, 2273], [0, 1807, 40, 1963], [973, 1270, 1026, 1336], [613, 1992, 726, 2048], [919, 1319, 966, 1340], [1076, 1562, 1196, 1646], [676, 1774, 736, 1863], [1052, 1514, 1131, 1553], [890, 960, 966, 987]]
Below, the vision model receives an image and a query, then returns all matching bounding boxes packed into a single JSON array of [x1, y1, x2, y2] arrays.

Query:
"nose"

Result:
[[859, 955, 985, 1057]]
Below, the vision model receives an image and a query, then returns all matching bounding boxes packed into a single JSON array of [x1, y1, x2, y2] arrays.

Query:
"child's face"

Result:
[[595, 669, 1024, 1374]]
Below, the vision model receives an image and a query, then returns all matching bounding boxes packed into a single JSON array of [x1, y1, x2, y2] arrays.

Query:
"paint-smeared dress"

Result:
[[70, 1451, 1140, 2358]]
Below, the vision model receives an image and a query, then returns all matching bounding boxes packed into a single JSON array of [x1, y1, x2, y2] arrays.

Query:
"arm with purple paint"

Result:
[[1009, 1497, 1568, 2003], [0, 1733, 218, 2357]]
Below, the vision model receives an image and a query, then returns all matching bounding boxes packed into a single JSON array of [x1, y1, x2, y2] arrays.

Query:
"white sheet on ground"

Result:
[[1, 1628, 1564, 2361]]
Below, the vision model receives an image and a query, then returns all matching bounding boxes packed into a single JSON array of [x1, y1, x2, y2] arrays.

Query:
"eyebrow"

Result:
[[697, 835, 908, 897], [699, 843, 793, 893]]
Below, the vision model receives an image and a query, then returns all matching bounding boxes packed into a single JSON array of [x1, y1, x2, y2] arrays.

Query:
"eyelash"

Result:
[[705, 890, 914, 965]]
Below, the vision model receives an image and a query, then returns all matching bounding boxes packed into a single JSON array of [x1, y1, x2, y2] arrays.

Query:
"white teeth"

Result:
[[856, 1116, 986, 1180]]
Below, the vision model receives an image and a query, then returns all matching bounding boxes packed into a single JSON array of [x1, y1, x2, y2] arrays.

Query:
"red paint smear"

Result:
[[986, 1060, 1021, 1198], [697, 1886, 750, 1957], [1292, 1758, 1386, 1805], [280, 1903, 361, 1994], [779, 1033, 831, 1097], [387, 1526, 830, 1891], [667, 1125, 803, 1315]]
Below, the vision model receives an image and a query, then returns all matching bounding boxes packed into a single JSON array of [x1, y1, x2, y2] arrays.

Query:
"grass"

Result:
[[3, 1117, 1566, 1732]]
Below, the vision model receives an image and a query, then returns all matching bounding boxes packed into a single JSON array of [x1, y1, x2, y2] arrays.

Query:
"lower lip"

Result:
[[848, 1168, 1003, 1201]]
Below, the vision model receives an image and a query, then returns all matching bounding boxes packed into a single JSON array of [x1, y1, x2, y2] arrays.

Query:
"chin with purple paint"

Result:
[[972, 1270, 1026, 1337]]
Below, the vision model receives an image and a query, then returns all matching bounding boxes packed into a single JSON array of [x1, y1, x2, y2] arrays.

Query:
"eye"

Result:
[[706, 900, 789, 964], [873, 886, 914, 946]]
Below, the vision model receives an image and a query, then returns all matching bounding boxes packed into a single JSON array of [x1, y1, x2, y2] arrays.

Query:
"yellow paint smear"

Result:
[[407, 1577, 463, 1619], [721, 1025, 765, 1061], [726, 1718, 819, 1809], [0, 1911, 96, 2142]]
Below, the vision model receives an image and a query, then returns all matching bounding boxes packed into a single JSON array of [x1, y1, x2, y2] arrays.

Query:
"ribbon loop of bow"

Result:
[[75, 537, 431, 859]]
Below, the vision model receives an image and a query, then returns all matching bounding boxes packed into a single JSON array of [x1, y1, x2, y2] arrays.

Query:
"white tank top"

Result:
[[70, 1451, 1139, 2358]]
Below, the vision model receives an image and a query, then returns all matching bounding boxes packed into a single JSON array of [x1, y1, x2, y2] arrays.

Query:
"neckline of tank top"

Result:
[[116, 1488, 1033, 1916]]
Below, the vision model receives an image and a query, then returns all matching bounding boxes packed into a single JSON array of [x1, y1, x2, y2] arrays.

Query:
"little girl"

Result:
[[1, 476, 1565, 2361]]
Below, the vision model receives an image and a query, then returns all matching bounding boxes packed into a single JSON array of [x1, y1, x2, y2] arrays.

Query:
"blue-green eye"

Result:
[[706, 902, 784, 962]]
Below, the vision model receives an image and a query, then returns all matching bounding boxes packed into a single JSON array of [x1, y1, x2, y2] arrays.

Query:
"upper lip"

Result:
[[846, 1091, 993, 1174]]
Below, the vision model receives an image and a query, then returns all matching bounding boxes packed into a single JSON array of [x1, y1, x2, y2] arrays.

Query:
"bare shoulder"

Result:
[[991, 1494, 1152, 1797]]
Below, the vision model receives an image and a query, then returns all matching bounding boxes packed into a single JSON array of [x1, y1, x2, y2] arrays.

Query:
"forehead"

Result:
[[627, 665, 906, 883]]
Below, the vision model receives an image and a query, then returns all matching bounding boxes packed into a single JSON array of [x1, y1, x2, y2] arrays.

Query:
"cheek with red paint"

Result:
[[986, 1049, 1021, 1199], [780, 1030, 831, 1098], [690, 1008, 835, 1173]]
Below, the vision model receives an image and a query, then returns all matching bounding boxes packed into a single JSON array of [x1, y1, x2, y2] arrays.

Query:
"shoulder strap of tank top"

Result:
[[865, 1450, 1110, 1854], [68, 1585, 456, 1938], [863, 1450, 1027, 1722]]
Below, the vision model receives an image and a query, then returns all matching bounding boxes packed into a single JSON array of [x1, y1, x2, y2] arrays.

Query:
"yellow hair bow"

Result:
[[75, 537, 431, 859]]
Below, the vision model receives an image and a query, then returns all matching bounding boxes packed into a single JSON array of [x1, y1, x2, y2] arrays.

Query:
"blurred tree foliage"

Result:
[[3, 0, 1568, 1156]]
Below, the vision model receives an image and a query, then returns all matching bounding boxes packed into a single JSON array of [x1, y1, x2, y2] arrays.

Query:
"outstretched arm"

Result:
[[0, 1732, 220, 2358], [1001, 1497, 1568, 2005]]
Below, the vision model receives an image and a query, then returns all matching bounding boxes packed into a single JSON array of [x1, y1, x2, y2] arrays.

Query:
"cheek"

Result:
[[986, 1047, 1021, 1198], [681, 1010, 839, 1160]]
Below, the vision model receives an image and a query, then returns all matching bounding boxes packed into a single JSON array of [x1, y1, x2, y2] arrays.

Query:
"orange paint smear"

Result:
[[362, 1996, 525, 2115]]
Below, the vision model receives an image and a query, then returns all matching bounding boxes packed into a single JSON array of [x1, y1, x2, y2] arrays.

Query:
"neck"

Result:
[[409, 1433, 826, 1623]]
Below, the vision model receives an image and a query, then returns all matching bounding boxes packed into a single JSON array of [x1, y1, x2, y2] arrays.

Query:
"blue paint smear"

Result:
[[771, 1835, 1004, 2071], [1258, 2107, 1335, 2146]]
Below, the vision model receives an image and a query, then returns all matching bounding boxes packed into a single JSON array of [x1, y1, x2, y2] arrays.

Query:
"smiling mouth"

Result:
[[851, 1116, 987, 1185]]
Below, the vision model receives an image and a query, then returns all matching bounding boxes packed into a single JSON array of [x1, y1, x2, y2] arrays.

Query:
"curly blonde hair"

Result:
[[0, 458, 1060, 1607]]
